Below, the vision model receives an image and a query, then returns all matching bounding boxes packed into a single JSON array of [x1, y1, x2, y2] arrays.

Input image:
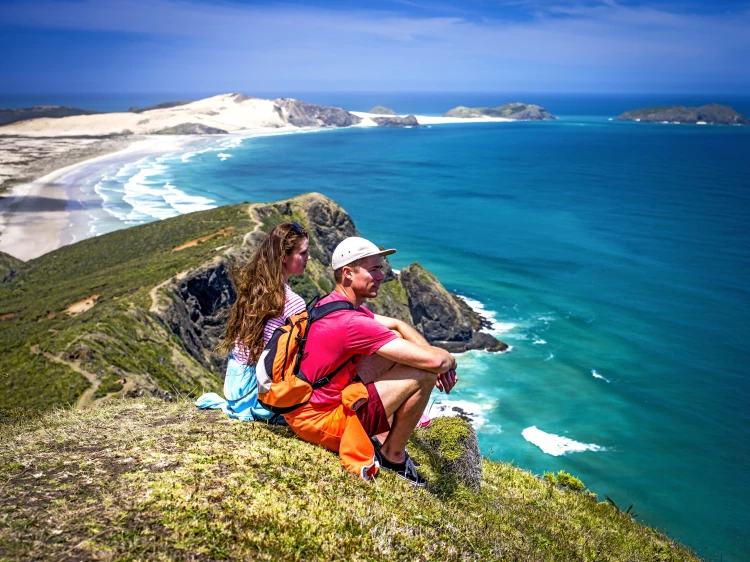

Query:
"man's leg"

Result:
[[371, 364, 436, 464]]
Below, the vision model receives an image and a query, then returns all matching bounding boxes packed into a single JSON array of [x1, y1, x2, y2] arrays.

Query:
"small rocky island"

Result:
[[444, 103, 556, 120], [617, 104, 749, 125], [368, 105, 396, 115]]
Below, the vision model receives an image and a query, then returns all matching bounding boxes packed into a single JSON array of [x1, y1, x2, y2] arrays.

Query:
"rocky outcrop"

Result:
[[163, 264, 234, 374], [444, 103, 556, 121], [153, 123, 228, 135], [0, 251, 24, 284], [0, 105, 101, 127], [617, 104, 749, 125], [369, 105, 396, 115], [160, 194, 506, 375], [372, 115, 419, 127], [274, 98, 362, 128], [412, 416, 482, 492], [399, 263, 507, 352]]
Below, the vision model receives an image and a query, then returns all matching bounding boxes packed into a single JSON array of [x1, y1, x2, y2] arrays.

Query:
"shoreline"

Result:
[[0, 127, 299, 261], [0, 114, 512, 262]]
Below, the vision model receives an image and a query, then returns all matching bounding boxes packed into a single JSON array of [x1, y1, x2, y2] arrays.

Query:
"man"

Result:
[[283, 236, 458, 485]]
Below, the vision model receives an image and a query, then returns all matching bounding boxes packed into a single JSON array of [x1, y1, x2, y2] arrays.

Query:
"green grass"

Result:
[[0, 398, 701, 561], [0, 204, 255, 411]]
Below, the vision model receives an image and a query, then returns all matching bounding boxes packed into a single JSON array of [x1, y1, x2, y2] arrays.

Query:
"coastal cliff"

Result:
[[0, 193, 503, 413], [444, 103, 556, 120], [617, 104, 749, 125]]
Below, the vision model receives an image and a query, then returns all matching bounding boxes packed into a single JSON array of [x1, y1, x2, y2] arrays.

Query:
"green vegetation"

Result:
[[369, 105, 396, 115], [0, 204, 256, 411], [445, 103, 529, 118], [0, 398, 700, 561], [617, 104, 749, 125], [544, 471, 587, 493]]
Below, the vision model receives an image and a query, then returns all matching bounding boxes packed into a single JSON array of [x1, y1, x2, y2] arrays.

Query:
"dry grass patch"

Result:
[[65, 294, 101, 316], [171, 228, 233, 252]]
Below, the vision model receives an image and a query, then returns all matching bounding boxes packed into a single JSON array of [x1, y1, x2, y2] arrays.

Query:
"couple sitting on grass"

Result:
[[196, 222, 458, 485]]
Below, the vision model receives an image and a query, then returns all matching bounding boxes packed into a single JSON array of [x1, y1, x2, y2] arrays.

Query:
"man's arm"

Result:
[[373, 314, 429, 348], [375, 337, 455, 374]]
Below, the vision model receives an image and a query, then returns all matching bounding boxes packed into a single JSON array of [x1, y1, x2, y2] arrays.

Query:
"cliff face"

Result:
[[161, 194, 506, 377], [274, 98, 362, 128]]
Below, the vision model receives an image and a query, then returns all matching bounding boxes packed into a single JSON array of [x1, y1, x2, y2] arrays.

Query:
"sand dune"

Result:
[[0, 94, 291, 137]]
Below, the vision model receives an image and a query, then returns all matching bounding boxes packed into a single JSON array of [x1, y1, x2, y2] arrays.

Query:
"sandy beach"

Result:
[[0, 94, 515, 262]]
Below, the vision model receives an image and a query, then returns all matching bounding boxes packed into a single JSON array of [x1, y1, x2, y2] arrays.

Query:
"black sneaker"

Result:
[[374, 447, 427, 487]]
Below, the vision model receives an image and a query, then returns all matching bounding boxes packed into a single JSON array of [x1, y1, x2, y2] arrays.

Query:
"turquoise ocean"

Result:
[[5, 93, 749, 559]]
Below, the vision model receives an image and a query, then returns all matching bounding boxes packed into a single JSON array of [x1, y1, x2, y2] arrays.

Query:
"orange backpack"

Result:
[[256, 298, 355, 414]]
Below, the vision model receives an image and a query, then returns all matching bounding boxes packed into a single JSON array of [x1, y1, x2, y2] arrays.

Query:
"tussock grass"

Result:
[[0, 398, 700, 561]]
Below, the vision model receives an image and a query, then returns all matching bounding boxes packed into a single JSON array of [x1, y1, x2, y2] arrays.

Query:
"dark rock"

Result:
[[399, 263, 507, 352], [372, 115, 419, 127], [163, 263, 234, 374], [274, 98, 362, 128], [617, 104, 749, 125], [0, 105, 101, 127], [153, 123, 227, 135], [0, 251, 24, 284]]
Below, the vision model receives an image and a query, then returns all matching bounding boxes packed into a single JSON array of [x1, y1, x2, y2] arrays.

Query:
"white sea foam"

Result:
[[98, 156, 216, 224], [532, 337, 547, 345], [522, 426, 605, 456], [456, 295, 516, 336], [429, 399, 490, 430], [592, 370, 610, 383], [217, 153, 232, 161], [544, 353, 554, 362]]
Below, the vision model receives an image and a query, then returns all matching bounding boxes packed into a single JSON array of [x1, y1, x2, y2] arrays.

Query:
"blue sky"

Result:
[[0, 0, 748, 94]]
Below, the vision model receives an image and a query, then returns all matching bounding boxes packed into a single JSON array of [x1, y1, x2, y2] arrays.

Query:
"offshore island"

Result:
[[0, 94, 702, 560], [617, 103, 749, 125]]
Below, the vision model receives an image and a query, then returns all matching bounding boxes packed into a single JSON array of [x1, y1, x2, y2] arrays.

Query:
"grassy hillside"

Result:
[[0, 203, 256, 411], [0, 398, 699, 561]]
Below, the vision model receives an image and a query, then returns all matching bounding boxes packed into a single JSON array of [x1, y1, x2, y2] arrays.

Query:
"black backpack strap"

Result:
[[311, 357, 355, 389], [306, 295, 321, 314], [309, 300, 355, 322], [299, 299, 357, 389]]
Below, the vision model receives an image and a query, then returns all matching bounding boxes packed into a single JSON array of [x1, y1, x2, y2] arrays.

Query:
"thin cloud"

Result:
[[0, 0, 748, 91]]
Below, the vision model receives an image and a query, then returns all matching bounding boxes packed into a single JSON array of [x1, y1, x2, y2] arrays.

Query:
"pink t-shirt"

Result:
[[232, 284, 306, 365], [300, 291, 398, 408]]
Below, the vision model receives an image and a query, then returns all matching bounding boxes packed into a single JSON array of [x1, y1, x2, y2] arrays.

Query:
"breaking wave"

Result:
[[522, 426, 606, 456]]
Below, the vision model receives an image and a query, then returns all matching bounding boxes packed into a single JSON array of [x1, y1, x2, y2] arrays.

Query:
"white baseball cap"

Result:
[[331, 236, 396, 270]]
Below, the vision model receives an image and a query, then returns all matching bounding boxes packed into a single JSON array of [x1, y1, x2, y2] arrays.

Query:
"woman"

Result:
[[195, 222, 310, 421]]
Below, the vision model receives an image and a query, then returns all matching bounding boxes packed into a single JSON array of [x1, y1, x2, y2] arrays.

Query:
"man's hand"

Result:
[[436, 369, 458, 394]]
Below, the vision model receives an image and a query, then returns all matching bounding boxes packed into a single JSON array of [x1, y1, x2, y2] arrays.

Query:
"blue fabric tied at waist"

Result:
[[195, 354, 285, 424]]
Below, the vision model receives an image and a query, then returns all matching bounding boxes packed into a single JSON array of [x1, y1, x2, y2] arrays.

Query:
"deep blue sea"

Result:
[[5, 92, 749, 560]]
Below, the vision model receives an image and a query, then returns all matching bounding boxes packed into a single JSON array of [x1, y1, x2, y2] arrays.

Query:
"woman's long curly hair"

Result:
[[217, 222, 308, 364]]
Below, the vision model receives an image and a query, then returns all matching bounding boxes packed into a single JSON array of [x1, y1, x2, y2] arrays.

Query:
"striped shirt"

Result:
[[231, 284, 306, 365]]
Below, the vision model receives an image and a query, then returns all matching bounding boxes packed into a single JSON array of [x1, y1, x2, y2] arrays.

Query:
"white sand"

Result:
[[0, 136, 212, 260], [0, 94, 295, 137]]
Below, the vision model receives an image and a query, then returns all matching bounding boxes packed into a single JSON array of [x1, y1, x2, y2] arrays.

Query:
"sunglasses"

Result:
[[290, 221, 305, 235]]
